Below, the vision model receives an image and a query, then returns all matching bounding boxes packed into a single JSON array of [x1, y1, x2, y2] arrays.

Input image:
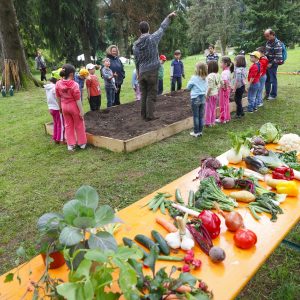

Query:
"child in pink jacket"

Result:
[[56, 64, 87, 151], [219, 57, 234, 123]]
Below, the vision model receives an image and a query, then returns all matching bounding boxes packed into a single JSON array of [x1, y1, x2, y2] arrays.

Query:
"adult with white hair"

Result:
[[264, 28, 283, 100], [106, 45, 125, 105]]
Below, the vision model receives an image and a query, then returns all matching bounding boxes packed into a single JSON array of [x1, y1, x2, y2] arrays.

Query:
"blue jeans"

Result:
[[247, 82, 260, 112], [265, 64, 278, 98], [105, 87, 115, 107], [256, 74, 267, 105], [191, 95, 205, 134], [171, 76, 182, 91]]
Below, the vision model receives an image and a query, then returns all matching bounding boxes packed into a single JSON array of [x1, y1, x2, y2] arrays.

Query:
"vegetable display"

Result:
[[229, 191, 256, 203], [278, 151, 300, 170], [217, 166, 244, 179], [234, 229, 257, 249], [276, 181, 298, 196], [272, 166, 294, 180], [195, 177, 238, 211], [145, 192, 172, 214]]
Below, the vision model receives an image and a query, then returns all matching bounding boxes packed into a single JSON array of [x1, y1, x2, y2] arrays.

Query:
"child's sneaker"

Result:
[[67, 145, 76, 151], [190, 132, 201, 137], [79, 144, 87, 149], [258, 103, 264, 107]]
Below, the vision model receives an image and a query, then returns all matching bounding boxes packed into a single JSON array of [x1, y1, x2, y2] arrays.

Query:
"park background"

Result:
[[0, 0, 300, 299]]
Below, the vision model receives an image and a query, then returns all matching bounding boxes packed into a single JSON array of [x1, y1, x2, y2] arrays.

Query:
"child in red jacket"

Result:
[[247, 51, 261, 113], [256, 47, 269, 107]]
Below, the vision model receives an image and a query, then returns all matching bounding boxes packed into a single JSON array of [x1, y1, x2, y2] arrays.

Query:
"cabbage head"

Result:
[[259, 123, 281, 143]]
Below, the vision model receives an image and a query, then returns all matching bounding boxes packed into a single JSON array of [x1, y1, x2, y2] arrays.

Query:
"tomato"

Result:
[[198, 210, 221, 239], [234, 228, 257, 249]]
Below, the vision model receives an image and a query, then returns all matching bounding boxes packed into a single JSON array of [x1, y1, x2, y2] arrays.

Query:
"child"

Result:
[[187, 62, 208, 137], [74, 68, 89, 101], [247, 51, 261, 113], [86, 63, 101, 111], [205, 61, 220, 126], [158, 54, 167, 95], [44, 77, 64, 143], [219, 57, 234, 123], [131, 69, 141, 101], [55, 64, 87, 151], [101, 58, 116, 107], [206, 45, 219, 64], [171, 50, 185, 91], [256, 47, 269, 107], [233, 55, 247, 118]]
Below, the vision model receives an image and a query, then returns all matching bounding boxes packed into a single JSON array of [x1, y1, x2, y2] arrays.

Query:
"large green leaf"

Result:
[[94, 205, 115, 227], [186, 292, 211, 300], [63, 200, 83, 225], [84, 279, 94, 299], [88, 232, 117, 251], [56, 282, 84, 300], [75, 185, 99, 210], [73, 259, 92, 279], [84, 249, 108, 263], [37, 212, 63, 232], [179, 272, 197, 286], [115, 246, 143, 261], [96, 292, 121, 300], [119, 266, 137, 297], [59, 226, 84, 246], [73, 217, 96, 229]]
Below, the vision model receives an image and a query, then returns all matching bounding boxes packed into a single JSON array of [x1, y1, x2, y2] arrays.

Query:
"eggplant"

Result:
[[244, 156, 269, 175]]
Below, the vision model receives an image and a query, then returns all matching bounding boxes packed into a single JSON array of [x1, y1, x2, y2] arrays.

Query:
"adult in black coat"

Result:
[[106, 45, 125, 105]]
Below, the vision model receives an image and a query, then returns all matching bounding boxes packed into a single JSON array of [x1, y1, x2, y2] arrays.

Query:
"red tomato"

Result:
[[234, 228, 257, 249]]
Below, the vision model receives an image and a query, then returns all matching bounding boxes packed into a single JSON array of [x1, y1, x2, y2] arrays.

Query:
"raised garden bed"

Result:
[[44, 90, 248, 152]]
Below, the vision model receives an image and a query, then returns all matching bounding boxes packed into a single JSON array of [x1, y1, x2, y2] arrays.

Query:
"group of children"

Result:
[[45, 57, 121, 151], [186, 46, 269, 137]]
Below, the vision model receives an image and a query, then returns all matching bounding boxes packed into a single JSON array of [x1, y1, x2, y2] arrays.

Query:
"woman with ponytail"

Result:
[[55, 64, 87, 151]]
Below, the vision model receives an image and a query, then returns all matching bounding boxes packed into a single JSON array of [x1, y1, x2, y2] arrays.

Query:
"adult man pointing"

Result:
[[133, 12, 176, 121]]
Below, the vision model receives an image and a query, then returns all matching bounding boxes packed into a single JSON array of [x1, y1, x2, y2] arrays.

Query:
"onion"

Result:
[[215, 203, 244, 232], [226, 148, 242, 164]]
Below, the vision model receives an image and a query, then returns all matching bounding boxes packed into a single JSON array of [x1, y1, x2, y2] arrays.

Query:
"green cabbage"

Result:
[[259, 123, 281, 143]]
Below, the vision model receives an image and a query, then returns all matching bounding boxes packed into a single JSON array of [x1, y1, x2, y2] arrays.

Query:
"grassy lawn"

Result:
[[0, 48, 300, 299]]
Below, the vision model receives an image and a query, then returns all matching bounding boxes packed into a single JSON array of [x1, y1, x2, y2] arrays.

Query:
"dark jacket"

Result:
[[170, 59, 184, 77], [133, 17, 170, 75], [106, 55, 125, 85], [265, 38, 283, 65]]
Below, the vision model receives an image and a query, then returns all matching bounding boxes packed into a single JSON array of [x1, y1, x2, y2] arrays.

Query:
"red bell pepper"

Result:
[[272, 166, 294, 180], [198, 210, 221, 239]]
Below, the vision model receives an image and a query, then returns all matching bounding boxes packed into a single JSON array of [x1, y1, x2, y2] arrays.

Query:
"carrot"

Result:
[[156, 217, 177, 233]]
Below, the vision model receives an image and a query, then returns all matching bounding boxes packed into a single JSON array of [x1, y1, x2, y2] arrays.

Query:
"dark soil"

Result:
[[84, 90, 244, 140]]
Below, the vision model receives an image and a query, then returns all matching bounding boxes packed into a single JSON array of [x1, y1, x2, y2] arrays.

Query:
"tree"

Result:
[[37, 0, 101, 64], [0, 0, 39, 90], [188, 0, 240, 55], [237, 0, 300, 52]]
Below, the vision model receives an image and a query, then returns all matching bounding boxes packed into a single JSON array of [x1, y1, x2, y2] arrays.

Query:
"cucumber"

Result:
[[151, 230, 170, 255], [188, 190, 195, 207], [175, 188, 185, 205], [122, 237, 148, 258], [134, 234, 160, 253]]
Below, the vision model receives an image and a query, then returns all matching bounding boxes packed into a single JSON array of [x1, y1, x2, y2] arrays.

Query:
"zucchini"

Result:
[[134, 234, 160, 253], [122, 237, 148, 258], [175, 188, 185, 205], [188, 190, 195, 207], [151, 230, 170, 255]]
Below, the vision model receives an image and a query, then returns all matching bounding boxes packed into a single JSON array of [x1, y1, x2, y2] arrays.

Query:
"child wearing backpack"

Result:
[[247, 51, 261, 113]]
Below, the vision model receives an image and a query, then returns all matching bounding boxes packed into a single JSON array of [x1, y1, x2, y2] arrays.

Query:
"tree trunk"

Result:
[[0, 0, 40, 90]]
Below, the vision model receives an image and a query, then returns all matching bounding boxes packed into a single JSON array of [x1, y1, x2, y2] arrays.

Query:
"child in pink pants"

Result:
[[56, 64, 87, 151], [205, 61, 220, 126], [219, 57, 234, 123], [44, 77, 64, 142]]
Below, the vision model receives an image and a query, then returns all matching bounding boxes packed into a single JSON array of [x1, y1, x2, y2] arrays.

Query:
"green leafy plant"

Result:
[[38, 185, 122, 269], [56, 245, 144, 300]]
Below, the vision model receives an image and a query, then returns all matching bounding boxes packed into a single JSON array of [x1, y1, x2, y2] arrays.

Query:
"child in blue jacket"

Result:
[[170, 50, 185, 91]]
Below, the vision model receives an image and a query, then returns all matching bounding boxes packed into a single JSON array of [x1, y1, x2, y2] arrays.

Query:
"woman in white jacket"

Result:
[[44, 78, 64, 143]]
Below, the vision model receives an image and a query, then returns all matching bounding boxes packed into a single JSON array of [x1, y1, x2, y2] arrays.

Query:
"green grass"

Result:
[[1, 48, 300, 299]]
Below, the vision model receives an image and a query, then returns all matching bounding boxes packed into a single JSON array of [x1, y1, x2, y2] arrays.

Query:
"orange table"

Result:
[[1, 149, 300, 300]]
